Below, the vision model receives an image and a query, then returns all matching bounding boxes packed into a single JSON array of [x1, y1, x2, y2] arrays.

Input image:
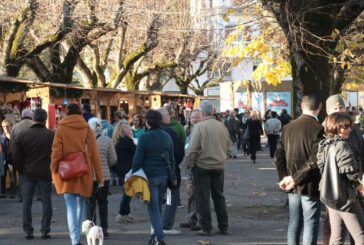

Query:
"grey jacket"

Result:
[[317, 136, 361, 187], [95, 134, 117, 181]]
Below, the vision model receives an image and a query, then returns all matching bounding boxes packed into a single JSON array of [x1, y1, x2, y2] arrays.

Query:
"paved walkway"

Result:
[[0, 142, 327, 244]]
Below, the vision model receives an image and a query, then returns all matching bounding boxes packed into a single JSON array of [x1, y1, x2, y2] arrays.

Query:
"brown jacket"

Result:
[[275, 114, 324, 197], [50, 115, 103, 197]]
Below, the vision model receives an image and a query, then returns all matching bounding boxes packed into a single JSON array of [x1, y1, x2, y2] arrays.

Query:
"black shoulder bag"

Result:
[[159, 146, 178, 189]]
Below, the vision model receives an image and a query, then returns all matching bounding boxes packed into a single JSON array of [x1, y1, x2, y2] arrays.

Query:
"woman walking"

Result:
[[113, 121, 136, 223], [246, 111, 263, 163], [317, 112, 364, 244], [51, 104, 103, 245], [86, 117, 117, 237], [132, 110, 175, 245]]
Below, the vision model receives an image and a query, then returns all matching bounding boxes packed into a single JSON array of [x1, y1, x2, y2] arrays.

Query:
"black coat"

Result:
[[115, 136, 136, 179], [161, 124, 185, 186], [12, 124, 55, 181], [275, 114, 324, 197]]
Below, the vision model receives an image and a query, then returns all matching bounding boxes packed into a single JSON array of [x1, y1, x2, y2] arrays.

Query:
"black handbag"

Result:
[[320, 144, 357, 211], [160, 151, 178, 189]]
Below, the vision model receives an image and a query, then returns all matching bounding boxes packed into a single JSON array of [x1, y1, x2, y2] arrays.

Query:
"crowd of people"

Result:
[[1, 94, 364, 245]]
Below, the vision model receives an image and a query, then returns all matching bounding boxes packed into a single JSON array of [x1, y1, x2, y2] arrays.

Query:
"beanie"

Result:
[[326, 94, 345, 115]]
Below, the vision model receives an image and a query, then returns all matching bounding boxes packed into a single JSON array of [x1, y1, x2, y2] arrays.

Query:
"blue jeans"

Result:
[[64, 193, 86, 245], [163, 186, 180, 230], [148, 175, 168, 242], [287, 193, 321, 245]]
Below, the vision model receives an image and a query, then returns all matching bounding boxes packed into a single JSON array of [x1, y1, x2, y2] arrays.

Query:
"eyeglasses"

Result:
[[341, 124, 351, 129]]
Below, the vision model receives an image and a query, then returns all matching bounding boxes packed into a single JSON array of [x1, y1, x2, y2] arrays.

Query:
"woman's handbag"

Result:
[[320, 144, 356, 211], [58, 128, 89, 181], [160, 151, 178, 189]]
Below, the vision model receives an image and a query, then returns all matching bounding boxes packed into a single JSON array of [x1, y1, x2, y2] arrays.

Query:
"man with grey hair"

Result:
[[163, 103, 186, 143], [185, 101, 231, 235], [10, 108, 34, 202], [158, 108, 185, 235], [180, 109, 203, 231]]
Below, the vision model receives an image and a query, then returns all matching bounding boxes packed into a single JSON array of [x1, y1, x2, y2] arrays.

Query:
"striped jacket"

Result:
[[95, 134, 117, 181]]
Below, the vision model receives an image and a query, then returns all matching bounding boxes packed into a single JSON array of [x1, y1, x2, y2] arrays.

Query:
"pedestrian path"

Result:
[[0, 144, 330, 244]]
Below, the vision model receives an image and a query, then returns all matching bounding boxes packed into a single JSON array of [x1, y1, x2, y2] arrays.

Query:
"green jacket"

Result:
[[169, 118, 186, 143]]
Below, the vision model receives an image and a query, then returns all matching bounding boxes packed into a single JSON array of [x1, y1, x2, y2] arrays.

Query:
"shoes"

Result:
[[179, 222, 191, 228], [252, 159, 256, 164], [191, 225, 201, 231], [103, 229, 109, 237], [163, 229, 181, 235], [25, 232, 33, 240], [197, 230, 211, 236], [217, 230, 228, 235], [152, 240, 166, 245], [41, 232, 51, 239], [115, 214, 134, 223]]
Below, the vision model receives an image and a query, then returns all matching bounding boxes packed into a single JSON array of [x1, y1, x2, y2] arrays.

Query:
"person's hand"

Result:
[[356, 184, 364, 193], [98, 181, 104, 189], [279, 176, 295, 191]]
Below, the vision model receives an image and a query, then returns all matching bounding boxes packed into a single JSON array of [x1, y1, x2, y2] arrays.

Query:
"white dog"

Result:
[[81, 220, 104, 245]]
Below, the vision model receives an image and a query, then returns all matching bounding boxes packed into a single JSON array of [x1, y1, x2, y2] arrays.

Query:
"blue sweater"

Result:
[[132, 128, 175, 178]]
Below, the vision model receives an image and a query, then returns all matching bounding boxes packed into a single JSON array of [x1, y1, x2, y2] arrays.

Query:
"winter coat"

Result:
[[317, 136, 361, 187], [132, 128, 175, 178], [275, 114, 324, 198], [50, 114, 103, 197], [13, 124, 54, 181], [95, 134, 117, 181], [115, 136, 136, 179], [224, 117, 241, 143], [186, 117, 231, 170]]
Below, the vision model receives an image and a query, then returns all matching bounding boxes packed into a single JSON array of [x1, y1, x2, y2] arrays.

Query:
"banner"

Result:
[[234, 92, 249, 112], [266, 92, 291, 115]]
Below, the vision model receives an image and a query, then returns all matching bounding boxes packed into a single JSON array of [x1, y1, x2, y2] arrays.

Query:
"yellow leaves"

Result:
[[252, 59, 291, 86], [242, 80, 249, 86]]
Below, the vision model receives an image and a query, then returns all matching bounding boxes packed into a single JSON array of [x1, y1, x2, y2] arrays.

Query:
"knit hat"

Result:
[[21, 108, 33, 119], [326, 94, 345, 115], [88, 117, 102, 135]]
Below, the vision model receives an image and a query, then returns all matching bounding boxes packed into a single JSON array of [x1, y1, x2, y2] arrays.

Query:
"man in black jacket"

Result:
[[158, 108, 185, 235], [275, 93, 324, 245], [13, 109, 55, 240]]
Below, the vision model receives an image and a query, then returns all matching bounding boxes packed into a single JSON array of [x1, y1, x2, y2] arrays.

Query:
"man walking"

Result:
[[264, 111, 281, 158], [185, 101, 231, 235], [13, 109, 55, 239], [224, 111, 240, 159], [275, 93, 324, 245]]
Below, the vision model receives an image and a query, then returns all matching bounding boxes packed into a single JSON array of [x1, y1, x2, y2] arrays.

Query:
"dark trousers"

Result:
[[1, 163, 18, 196], [119, 192, 131, 215], [249, 136, 260, 161], [267, 134, 279, 158], [20, 175, 52, 234], [193, 167, 228, 232], [87, 181, 109, 230]]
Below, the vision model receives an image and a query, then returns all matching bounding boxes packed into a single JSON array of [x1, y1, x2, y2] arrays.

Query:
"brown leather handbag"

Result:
[[58, 128, 89, 181]]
